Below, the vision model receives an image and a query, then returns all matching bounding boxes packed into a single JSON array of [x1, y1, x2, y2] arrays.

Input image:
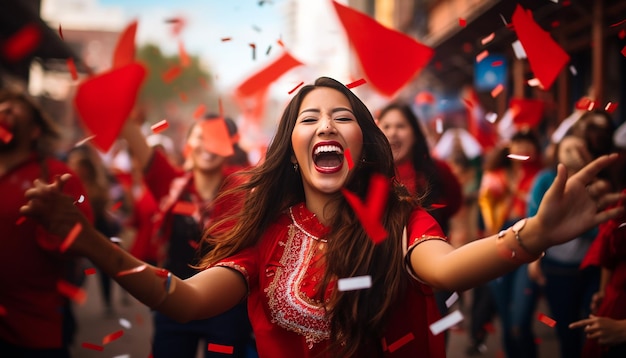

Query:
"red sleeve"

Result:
[[406, 208, 446, 247], [143, 149, 183, 202], [212, 246, 259, 292], [434, 160, 462, 220]]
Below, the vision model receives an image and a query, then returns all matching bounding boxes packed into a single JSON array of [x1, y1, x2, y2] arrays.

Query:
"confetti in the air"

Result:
[[435, 118, 443, 134], [288, 81, 304, 94], [57, 280, 87, 304], [387, 333, 415, 353], [538, 312, 557, 327], [430, 310, 464, 335], [476, 50, 489, 63], [208, 343, 234, 354], [485, 112, 498, 123], [481, 33, 495, 45], [445, 292, 459, 308], [67, 57, 78, 80], [84, 267, 97, 275], [221, 37, 232, 42], [116, 265, 147, 277], [338, 275, 372, 291], [74, 135, 96, 147], [59, 222, 83, 253], [459, 18, 467, 27], [81, 342, 104, 351], [569, 65, 578, 75], [344, 148, 354, 170], [102, 329, 124, 345], [0, 126, 13, 143], [1, 23, 41, 62], [605, 102, 618, 114], [58, 24, 64, 39], [508, 154, 530, 161], [491, 84, 504, 98], [172, 201, 197, 216], [346, 78, 367, 89], [15, 216, 26, 225], [249, 43, 256, 60], [151, 119, 169, 134], [511, 40, 527, 59], [119, 318, 132, 329], [527, 78, 542, 87]]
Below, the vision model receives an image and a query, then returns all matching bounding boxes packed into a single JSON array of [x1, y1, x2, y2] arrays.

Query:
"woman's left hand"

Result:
[[534, 154, 624, 249]]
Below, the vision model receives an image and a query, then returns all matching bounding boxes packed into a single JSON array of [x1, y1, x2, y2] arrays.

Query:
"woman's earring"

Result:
[[293, 162, 299, 172]]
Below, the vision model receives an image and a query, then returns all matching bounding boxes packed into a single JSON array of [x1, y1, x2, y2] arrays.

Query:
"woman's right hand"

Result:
[[20, 173, 95, 255]]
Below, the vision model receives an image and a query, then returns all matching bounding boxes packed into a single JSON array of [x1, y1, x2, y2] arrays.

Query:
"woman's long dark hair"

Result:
[[199, 77, 416, 356], [378, 102, 441, 208]]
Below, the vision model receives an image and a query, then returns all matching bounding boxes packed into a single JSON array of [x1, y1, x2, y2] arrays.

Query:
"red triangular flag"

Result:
[[235, 51, 303, 97], [509, 98, 544, 129], [511, 5, 570, 90], [332, 1, 434, 97], [112, 20, 138, 69], [74, 62, 147, 152]]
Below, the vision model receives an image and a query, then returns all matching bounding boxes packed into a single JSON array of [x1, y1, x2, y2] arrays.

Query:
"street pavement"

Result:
[[70, 274, 560, 358]]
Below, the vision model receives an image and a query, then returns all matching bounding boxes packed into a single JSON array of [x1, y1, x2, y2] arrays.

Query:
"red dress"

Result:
[[582, 205, 626, 357], [0, 155, 93, 349], [215, 203, 446, 357]]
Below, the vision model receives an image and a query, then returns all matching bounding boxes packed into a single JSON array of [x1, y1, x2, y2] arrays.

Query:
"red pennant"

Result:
[[509, 98, 544, 128], [112, 20, 138, 69], [341, 173, 389, 243], [235, 51, 303, 97], [1, 23, 42, 62], [511, 5, 570, 90], [74, 62, 147, 152], [332, 1, 434, 97]]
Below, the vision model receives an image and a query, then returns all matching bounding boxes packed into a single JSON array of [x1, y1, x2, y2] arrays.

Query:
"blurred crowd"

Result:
[[1, 79, 625, 357]]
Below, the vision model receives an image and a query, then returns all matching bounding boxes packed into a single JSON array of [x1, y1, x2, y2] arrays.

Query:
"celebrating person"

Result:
[[20, 77, 624, 357]]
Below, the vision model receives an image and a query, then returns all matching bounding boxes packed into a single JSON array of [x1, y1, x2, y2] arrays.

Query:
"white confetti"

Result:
[[74, 135, 96, 147], [445, 292, 459, 308], [569, 65, 578, 76], [527, 78, 543, 87], [435, 118, 443, 134], [507, 154, 530, 161], [618, 222, 626, 229], [119, 318, 132, 329], [430, 309, 464, 335], [337, 275, 372, 291], [485, 112, 498, 123], [110, 237, 123, 244], [511, 40, 527, 59], [77, 195, 85, 204]]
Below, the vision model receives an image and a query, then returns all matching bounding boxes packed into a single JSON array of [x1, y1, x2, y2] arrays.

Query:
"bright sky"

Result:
[[99, 0, 288, 91]]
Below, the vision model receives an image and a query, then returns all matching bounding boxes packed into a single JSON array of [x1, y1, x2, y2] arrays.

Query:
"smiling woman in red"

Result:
[[21, 77, 625, 358]]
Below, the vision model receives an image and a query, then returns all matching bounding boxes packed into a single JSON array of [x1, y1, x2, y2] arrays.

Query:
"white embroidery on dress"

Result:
[[264, 208, 330, 348]]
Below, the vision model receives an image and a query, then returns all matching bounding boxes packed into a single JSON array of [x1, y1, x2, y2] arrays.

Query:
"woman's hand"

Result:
[[20, 173, 95, 255], [569, 315, 626, 346], [533, 154, 624, 250]]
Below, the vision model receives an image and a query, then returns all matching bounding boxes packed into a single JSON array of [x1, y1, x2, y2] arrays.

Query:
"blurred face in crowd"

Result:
[[558, 135, 592, 173], [581, 113, 614, 157], [185, 123, 228, 173], [0, 99, 40, 153], [291, 87, 362, 197], [377, 108, 415, 164]]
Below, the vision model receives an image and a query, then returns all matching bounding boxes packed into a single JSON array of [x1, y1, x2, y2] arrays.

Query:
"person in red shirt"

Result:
[[377, 101, 463, 344], [0, 89, 93, 357], [21, 77, 625, 358], [121, 112, 253, 358]]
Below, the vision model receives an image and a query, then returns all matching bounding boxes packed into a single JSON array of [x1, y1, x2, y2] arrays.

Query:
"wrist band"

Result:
[[496, 221, 544, 263]]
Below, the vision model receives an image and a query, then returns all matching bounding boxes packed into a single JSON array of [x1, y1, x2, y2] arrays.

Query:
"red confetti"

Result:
[[178, 41, 190, 67], [59, 222, 82, 253], [0, 305, 6, 316], [288, 81, 304, 94], [74, 62, 147, 152], [610, 19, 626, 27], [490, 84, 504, 98], [459, 18, 467, 27], [220, 37, 232, 42], [344, 148, 354, 170], [1, 23, 41, 62], [575, 97, 598, 111], [188, 240, 199, 249], [491, 60, 503, 67], [621, 45, 626, 58], [341, 173, 390, 243], [476, 50, 489, 63], [207, 343, 234, 354], [151, 119, 169, 134], [193, 104, 206, 119], [200, 119, 234, 157], [461, 98, 474, 109], [84, 267, 97, 275], [172, 201, 197, 216], [481, 33, 495, 45], [430, 203, 447, 209], [112, 20, 137, 69], [57, 280, 87, 304], [537, 312, 556, 327], [116, 264, 147, 277], [15, 216, 26, 225], [162, 65, 182, 83], [332, 0, 433, 96], [619, 30, 626, 40], [346, 78, 367, 89], [81, 342, 104, 351], [388, 332, 415, 353], [74, 135, 95, 147], [277, 38, 285, 47], [58, 24, 64, 40], [66, 57, 78, 80], [102, 329, 124, 345]]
